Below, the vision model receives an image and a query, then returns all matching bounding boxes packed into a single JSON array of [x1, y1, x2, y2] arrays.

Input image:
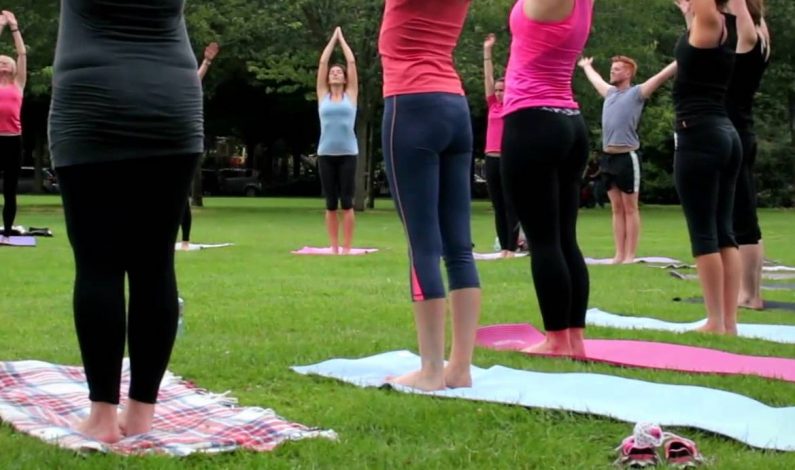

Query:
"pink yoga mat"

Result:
[[0, 236, 36, 247], [291, 246, 378, 256], [476, 324, 795, 383]]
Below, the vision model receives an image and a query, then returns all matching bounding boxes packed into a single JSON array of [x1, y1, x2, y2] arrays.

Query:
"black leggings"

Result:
[[674, 118, 742, 257], [733, 130, 761, 245], [318, 155, 356, 211], [484, 156, 519, 251], [56, 154, 200, 405], [180, 200, 191, 242], [0, 136, 22, 237], [502, 108, 590, 332]]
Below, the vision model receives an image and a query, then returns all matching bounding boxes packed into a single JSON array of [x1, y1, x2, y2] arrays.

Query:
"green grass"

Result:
[[1, 196, 794, 469]]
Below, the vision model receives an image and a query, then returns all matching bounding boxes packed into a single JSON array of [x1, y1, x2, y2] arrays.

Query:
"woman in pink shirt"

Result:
[[483, 33, 519, 258], [501, 0, 594, 356], [0, 10, 26, 242], [379, 0, 481, 391]]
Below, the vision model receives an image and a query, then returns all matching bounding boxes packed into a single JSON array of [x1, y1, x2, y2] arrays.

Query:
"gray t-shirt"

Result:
[[601, 85, 645, 150], [49, 0, 204, 168]]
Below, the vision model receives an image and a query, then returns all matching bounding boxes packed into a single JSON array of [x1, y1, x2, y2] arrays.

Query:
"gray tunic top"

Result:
[[49, 0, 204, 167]]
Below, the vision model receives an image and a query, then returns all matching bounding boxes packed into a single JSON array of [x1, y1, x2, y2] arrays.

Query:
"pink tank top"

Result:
[[485, 95, 504, 154], [0, 84, 22, 134], [379, 0, 470, 98], [502, 0, 593, 116]]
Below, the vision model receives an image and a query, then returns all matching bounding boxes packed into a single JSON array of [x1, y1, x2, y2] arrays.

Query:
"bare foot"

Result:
[[341, 247, 351, 255], [568, 328, 587, 358], [612, 256, 624, 265], [179, 241, 190, 251], [77, 403, 122, 444], [443, 365, 472, 389], [503, 251, 515, 259], [521, 339, 572, 356], [738, 297, 764, 311], [331, 246, 340, 255], [724, 326, 738, 336], [118, 399, 156, 437], [621, 256, 636, 264], [695, 322, 725, 334], [386, 369, 446, 391]]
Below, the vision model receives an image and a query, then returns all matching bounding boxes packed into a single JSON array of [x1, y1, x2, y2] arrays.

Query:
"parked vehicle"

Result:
[[0, 166, 59, 194], [200, 168, 261, 197]]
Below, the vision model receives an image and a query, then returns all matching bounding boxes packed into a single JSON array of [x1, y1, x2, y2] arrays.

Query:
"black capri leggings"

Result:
[[484, 156, 519, 251], [733, 130, 761, 245], [501, 108, 590, 332], [56, 154, 200, 405], [318, 155, 356, 211], [0, 135, 22, 237], [674, 118, 742, 257]]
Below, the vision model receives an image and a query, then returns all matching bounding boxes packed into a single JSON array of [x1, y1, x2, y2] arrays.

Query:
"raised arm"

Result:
[[336, 27, 358, 104], [198, 42, 219, 81], [729, 0, 756, 53], [316, 29, 339, 100], [577, 57, 611, 98], [0, 14, 6, 36], [674, 0, 694, 29], [483, 34, 496, 98], [3, 11, 26, 89], [639, 61, 677, 99], [689, 0, 724, 48]]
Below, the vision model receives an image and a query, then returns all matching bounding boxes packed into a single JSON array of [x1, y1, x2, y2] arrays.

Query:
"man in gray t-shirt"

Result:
[[578, 56, 677, 264]]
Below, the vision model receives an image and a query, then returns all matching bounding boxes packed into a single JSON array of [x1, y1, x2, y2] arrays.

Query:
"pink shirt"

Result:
[[379, 0, 470, 98], [485, 95, 504, 154], [0, 84, 22, 134], [502, 0, 593, 116]]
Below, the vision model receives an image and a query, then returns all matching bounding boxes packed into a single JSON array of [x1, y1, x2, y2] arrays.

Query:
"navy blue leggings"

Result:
[[382, 93, 480, 301]]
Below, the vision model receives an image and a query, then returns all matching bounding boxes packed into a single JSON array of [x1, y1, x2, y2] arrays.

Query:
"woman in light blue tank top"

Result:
[[316, 27, 359, 254]]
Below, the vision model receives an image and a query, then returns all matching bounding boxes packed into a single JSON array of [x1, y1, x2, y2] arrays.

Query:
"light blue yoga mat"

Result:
[[586, 308, 795, 344], [292, 350, 795, 451]]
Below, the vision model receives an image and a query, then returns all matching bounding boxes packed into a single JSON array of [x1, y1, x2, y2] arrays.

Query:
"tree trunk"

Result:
[[32, 135, 44, 194], [354, 111, 370, 212], [367, 118, 377, 209], [191, 154, 204, 207]]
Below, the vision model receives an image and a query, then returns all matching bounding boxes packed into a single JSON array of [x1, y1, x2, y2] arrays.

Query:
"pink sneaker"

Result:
[[662, 433, 704, 468], [613, 423, 664, 468]]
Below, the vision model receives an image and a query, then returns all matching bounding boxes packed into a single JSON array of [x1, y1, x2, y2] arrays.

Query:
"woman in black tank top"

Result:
[[725, 0, 771, 311], [672, 0, 754, 336]]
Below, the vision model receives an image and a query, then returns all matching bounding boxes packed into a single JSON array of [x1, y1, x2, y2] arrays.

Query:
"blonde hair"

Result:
[[0, 55, 16, 77], [611, 55, 638, 77]]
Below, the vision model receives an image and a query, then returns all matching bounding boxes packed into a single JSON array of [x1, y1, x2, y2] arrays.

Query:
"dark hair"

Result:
[[746, 0, 764, 25], [716, 0, 730, 6], [328, 63, 347, 79], [495, 77, 505, 85]]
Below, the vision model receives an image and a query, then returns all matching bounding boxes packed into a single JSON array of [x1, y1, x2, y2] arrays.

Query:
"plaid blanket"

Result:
[[0, 359, 337, 456]]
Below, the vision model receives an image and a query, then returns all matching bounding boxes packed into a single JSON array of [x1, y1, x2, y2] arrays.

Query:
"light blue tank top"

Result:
[[317, 93, 359, 156]]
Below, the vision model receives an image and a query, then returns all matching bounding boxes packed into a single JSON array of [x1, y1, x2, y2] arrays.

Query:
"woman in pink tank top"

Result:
[[0, 10, 26, 241], [483, 33, 520, 258], [501, 0, 594, 356]]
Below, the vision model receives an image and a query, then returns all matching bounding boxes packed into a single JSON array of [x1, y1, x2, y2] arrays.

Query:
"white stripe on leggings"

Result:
[[630, 151, 640, 193]]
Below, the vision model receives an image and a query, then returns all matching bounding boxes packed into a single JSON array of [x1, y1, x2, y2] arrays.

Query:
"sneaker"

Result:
[[662, 432, 704, 468], [614, 435, 659, 468]]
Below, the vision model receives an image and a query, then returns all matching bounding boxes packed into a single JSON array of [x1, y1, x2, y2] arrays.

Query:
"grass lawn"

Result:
[[1, 195, 794, 469]]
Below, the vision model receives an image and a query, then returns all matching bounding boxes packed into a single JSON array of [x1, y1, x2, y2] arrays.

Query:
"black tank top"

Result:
[[672, 15, 736, 128], [49, 0, 204, 168], [726, 36, 770, 131]]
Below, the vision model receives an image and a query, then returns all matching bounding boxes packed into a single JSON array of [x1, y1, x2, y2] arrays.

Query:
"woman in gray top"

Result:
[[49, 0, 203, 443]]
